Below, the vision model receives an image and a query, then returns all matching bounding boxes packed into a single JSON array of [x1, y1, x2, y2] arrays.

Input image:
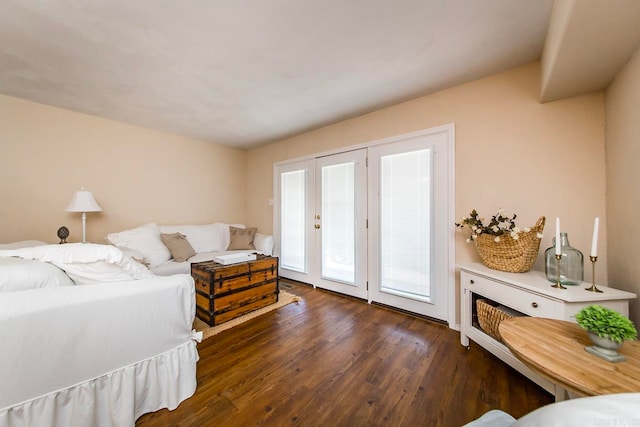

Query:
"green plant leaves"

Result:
[[576, 305, 638, 343]]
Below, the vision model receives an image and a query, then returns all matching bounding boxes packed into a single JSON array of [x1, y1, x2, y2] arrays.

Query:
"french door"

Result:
[[367, 131, 451, 320], [276, 150, 368, 299], [314, 150, 368, 297], [276, 126, 454, 322]]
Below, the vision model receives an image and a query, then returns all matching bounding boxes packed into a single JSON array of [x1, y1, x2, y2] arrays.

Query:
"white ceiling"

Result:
[[0, 0, 555, 148], [0, 0, 587, 150]]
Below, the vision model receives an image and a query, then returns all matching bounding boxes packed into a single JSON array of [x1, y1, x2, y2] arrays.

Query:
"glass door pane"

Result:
[[314, 149, 367, 299], [368, 126, 453, 322], [380, 149, 432, 301], [321, 162, 355, 284], [280, 170, 306, 272]]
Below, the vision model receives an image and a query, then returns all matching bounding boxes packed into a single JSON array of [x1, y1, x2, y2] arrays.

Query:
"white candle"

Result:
[[555, 217, 561, 256], [590, 217, 600, 257]]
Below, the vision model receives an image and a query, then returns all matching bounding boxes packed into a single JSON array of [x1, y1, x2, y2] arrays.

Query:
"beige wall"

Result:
[[0, 94, 246, 244], [1, 61, 614, 323], [246, 62, 608, 286], [605, 49, 640, 326]]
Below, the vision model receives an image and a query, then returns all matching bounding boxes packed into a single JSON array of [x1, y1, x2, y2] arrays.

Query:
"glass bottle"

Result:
[[545, 232, 584, 285]]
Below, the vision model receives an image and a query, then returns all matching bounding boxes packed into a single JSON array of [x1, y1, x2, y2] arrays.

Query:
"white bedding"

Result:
[[0, 243, 152, 284], [0, 274, 199, 426], [0, 257, 74, 291]]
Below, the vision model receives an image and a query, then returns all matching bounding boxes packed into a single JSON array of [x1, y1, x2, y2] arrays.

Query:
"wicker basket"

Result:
[[474, 216, 545, 273], [476, 299, 513, 342]]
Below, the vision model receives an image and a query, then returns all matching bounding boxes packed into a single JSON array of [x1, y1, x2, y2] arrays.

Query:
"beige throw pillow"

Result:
[[160, 233, 196, 262], [228, 226, 257, 250]]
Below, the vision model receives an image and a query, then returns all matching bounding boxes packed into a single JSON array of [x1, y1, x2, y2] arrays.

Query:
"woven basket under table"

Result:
[[474, 216, 545, 273], [476, 299, 513, 342]]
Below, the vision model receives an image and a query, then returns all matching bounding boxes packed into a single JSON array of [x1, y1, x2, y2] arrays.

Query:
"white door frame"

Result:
[[273, 124, 456, 328]]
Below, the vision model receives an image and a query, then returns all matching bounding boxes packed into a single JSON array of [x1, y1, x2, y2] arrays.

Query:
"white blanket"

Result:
[[0, 257, 74, 291], [0, 274, 198, 425], [0, 243, 152, 284]]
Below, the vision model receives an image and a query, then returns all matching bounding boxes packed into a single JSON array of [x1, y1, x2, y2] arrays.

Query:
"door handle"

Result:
[[315, 224, 320, 229]]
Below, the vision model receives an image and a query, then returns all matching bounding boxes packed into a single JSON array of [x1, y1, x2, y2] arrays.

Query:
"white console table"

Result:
[[459, 263, 636, 399]]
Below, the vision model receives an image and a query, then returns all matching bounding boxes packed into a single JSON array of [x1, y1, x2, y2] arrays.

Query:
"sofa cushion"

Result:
[[253, 233, 274, 256], [159, 223, 230, 253], [106, 223, 171, 267], [228, 227, 257, 250], [151, 250, 253, 276], [161, 233, 196, 262]]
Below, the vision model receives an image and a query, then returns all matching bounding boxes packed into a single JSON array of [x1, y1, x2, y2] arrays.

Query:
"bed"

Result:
[[0, 242, 200, 426]]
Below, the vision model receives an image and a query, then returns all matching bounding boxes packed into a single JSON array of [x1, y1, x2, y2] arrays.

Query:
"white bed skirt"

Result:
[[0, 340, 198, 427]]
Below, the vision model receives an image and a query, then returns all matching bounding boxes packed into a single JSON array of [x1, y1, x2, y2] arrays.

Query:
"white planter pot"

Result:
[[586, 331, 625, 362]]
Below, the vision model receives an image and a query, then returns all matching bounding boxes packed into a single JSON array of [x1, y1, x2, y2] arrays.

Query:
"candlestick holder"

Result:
[[585, 256, 603, 293], [551, 253, 566, 289]]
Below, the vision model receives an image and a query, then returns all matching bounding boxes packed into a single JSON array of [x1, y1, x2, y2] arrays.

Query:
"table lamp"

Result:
[[65, 188, 102, 243]]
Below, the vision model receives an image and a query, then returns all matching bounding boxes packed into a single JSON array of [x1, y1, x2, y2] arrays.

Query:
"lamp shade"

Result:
[[65, 190, 102, 213]]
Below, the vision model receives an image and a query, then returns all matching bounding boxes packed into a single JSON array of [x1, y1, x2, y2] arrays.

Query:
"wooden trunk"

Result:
[[191, 255, 279, 326]]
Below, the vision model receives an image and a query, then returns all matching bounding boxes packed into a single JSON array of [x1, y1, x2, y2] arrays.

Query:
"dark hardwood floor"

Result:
[[136, 282, 552, 426]]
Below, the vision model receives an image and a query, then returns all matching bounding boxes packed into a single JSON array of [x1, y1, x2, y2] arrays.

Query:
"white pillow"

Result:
[[116, 246, 149, 266], [0, 257, 74, 291], [254, 233, 274, 256], [0, 243, 152, 284], [463, 409, 515, 427], [106, 223, 171, 267], [513, 393, 640, 426], [159, 223, 230, 253]]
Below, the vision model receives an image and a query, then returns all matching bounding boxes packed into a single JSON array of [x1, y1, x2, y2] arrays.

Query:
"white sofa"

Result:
[[105, 222, 274, 276], [0, 241, 200, 426]]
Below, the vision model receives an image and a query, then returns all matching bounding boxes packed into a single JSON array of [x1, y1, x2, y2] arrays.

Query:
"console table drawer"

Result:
[[464, 272, 557, 318]]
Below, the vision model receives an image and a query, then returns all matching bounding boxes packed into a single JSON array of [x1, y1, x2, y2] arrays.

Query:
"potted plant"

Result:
[[575, 305, 637, 362]]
